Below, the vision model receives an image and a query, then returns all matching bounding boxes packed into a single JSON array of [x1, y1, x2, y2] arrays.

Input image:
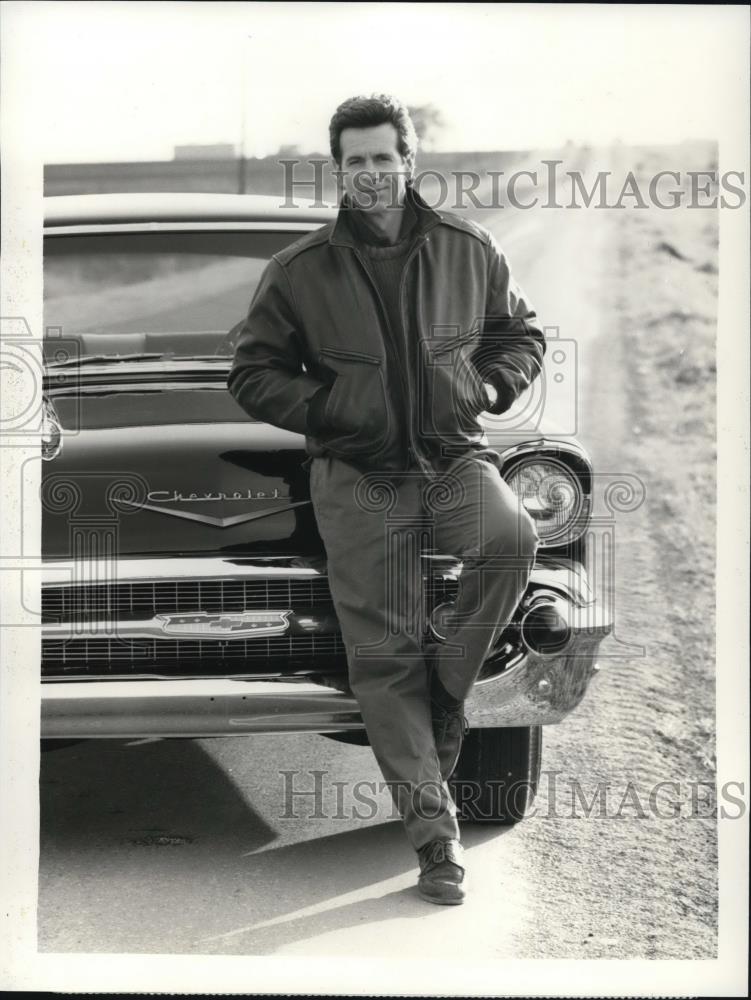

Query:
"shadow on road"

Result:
[[39, 738, 512, 955], [40, 738, 277, 855], [199, 820, 508, 955]]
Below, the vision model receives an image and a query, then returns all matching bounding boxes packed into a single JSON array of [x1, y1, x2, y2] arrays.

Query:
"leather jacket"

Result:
[[228, 186, 546, 478]]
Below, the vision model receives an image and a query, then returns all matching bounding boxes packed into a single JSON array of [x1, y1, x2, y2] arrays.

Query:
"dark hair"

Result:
[[329, 94, 418, 170]]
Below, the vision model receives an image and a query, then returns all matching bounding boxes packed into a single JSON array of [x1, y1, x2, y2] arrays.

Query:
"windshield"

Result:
[[43, 230, 303, 363]]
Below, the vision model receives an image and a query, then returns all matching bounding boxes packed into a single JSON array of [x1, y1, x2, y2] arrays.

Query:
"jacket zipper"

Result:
[[398, 236, 438, 480]]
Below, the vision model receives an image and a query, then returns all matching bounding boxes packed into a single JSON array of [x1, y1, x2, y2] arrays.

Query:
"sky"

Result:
[[3, 2, 744, 163]]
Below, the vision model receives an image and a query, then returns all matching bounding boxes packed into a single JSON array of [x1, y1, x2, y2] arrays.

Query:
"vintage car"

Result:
[[40, 192, 612, 823]]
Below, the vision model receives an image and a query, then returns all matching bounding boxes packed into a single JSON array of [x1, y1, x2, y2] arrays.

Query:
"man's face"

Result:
[[338, 122, 411, 213]]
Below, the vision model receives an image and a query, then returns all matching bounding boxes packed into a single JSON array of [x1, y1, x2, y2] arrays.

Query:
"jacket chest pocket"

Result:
[[421, 333, 487, 432], [317, 347, 393, 454]]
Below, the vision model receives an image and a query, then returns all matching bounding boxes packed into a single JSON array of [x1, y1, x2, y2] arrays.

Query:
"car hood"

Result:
[[42, 369, 551, 560]]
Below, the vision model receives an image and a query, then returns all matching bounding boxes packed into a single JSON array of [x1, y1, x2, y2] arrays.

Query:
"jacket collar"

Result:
[[329, 182, 442, 248]]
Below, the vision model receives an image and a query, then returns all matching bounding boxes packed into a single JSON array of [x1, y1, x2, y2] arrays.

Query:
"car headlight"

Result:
[[505, 457, 589, 546], [41, 397, 62, 461]]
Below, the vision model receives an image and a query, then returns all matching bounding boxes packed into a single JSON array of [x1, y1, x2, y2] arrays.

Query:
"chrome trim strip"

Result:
[[47, 381, 232, 397], [44, 222, 324, 236], [40, 554, 583, 589], [498, 436, 593, 470], [42, 557, 325, 586]]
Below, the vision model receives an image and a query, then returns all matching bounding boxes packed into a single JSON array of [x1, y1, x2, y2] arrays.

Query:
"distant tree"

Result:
[[407, 104, 446, 150], [277, 143, 302, 159]]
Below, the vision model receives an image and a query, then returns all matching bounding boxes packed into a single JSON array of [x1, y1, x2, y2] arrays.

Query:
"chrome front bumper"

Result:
[[41, 556, 613, 738]]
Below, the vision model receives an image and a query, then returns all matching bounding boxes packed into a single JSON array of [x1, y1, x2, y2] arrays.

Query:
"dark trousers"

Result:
[[309, 451, 539, 849]]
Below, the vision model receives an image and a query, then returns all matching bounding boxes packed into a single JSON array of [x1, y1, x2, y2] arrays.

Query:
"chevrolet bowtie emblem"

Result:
[[155, 611, 292, 638], [119, 498, 310, 528]]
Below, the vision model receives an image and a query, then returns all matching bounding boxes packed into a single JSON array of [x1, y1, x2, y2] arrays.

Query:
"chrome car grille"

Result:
[[42, 574, 460, 677], [41, 577, 335, 622], [42, 634, 347, 672]]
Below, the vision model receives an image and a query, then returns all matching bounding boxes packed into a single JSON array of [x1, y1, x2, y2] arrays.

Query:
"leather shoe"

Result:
[[417, 838, 466, 905], [431, 698, 469, 780]]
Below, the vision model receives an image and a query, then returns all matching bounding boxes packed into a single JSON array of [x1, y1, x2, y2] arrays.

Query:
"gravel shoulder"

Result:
[[506, 145, 718, 959]]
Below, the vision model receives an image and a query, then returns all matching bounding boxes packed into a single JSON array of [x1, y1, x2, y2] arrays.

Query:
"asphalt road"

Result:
[[38, 153, 718, 959]]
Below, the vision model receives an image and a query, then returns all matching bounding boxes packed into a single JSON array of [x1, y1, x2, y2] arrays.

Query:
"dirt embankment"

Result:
[[614, 145, 718, 772], [510, 143, 720, 960]]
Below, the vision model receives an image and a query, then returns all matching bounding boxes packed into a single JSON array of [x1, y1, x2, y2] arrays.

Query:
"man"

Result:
[[228, 95, 545, 905]]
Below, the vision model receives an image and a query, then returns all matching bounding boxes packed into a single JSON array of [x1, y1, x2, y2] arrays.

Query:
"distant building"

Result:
[[173, 143, 237, 160]]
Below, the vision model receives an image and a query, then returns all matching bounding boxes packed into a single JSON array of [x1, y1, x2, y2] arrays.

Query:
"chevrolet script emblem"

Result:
[[119, 498, 310, 529], [154, 611, 292, 639]]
